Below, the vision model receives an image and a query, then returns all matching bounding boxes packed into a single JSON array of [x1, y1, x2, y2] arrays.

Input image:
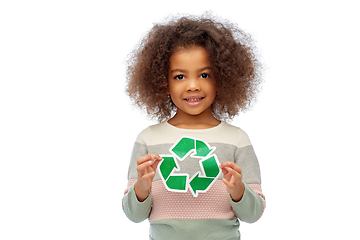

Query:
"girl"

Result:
[[122, 13, 265, 240]]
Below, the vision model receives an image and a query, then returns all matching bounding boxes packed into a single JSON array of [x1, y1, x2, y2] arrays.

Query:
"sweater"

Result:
[[122, 121, 265, 240]]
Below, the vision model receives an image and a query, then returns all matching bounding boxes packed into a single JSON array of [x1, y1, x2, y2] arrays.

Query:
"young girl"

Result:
[[122, 13, 265, 240]]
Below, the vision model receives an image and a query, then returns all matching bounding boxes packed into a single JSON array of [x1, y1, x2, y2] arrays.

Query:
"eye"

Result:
[[174, 75, 185, 80], [200, 73, 209, 79]]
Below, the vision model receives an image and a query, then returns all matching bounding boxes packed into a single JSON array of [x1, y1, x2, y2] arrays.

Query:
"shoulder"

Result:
[[135, 122, 168, 144], [216, 122, 252, 148]]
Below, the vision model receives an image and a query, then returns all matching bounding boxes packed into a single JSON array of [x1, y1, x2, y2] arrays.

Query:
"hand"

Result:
[[134, 154, 162, 202], [219, 161, 245, 202]]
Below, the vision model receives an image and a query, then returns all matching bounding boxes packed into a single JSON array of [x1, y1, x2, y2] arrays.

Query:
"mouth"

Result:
[[184, 97, 204, 102]]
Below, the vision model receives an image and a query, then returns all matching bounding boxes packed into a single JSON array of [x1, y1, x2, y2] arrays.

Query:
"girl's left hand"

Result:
[[219, 161, 245, 202]]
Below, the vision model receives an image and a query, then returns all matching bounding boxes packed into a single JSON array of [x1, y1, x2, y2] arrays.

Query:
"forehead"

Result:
[[169, 46, 210, 70]]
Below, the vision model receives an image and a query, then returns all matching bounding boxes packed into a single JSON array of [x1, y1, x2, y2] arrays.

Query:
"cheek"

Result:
[[168, 81, 183, 95], [207, 82, 217, 99]]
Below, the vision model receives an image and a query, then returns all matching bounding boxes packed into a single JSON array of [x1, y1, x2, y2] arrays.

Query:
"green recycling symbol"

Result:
[[158, 136, 221, 197]]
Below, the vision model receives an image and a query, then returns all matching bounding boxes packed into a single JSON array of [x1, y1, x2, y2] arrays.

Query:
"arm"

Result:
[[230, 182, 265, 223], [122, 154, 162, 223], [219, 161, 266, 223], [122, 181, 152, 223]]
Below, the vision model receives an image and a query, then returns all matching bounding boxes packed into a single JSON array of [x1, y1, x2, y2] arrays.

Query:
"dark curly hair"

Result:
[[126, 13, 263, 122]]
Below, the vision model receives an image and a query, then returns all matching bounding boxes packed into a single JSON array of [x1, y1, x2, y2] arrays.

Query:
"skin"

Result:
[[219, 161, 245, 202], [167, 46, 219, 129], [134, 46, 245, 202], [134, 154, 162, 202]]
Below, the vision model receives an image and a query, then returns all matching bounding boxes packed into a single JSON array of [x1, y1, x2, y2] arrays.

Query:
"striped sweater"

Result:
[[122, 121, 265, 240]]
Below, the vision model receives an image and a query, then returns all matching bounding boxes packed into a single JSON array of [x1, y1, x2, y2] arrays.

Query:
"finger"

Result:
[[222, 169, 232, 182], [141, 171, 156, 181], [219, 162, 230, 169], [137, 158, 163, 177], [220, 161, 242, 174], [222, 177, 235, 190], [148, 154, 163, 162], [220, 162, 235, 181], [136, 160, 153, 173], [137, 154, 163, 166], [137, 154, 153, 166], [150, 159, 161, 171], [221, 166, 229, 175], [228, 168, 242, 183], [219, 161, 237, 170]]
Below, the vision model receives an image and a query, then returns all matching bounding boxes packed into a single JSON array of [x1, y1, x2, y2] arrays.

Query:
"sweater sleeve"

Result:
[[232, 129, 266, 223], [122, 129, 150, 223], [122, 182, 152, 223], [230, 182, 265, 223]]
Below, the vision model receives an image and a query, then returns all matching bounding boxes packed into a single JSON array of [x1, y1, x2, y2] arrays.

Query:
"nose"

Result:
[[186, 77, 200, 92]]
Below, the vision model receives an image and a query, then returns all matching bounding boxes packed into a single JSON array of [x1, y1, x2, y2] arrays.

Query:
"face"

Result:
[[168, 46, 216, 118]]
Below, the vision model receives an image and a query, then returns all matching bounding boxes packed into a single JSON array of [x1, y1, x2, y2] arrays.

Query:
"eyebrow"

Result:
[[170, 66, 212, 73]]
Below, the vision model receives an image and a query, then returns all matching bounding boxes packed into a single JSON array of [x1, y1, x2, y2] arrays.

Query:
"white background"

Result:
[[1, 0, 359, 239]]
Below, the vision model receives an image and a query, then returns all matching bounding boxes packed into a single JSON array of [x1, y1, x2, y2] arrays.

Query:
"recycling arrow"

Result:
[[158, 137, 220, 197], [159, 156, 178, 180], [189, 173, 214, 194], [159, 156, 188, 192], [170, 137, 216, 160]]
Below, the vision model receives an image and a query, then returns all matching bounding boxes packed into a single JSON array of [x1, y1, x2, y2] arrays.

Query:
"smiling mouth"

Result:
[[185, 97, 204, 102]]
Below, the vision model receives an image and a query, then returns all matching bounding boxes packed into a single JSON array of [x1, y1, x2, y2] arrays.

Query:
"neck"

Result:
[[168, 110, 221, 129]]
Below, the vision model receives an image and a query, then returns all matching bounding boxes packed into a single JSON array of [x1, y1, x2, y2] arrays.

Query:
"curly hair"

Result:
[[126, 13, 263, 122]]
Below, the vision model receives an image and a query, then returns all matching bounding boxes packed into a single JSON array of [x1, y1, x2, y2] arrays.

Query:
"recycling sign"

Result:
[[158, 136, 221, 197]]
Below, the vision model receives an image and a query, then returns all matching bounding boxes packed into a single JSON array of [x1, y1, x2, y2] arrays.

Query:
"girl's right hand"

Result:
[[134, 154, 162, 202]]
